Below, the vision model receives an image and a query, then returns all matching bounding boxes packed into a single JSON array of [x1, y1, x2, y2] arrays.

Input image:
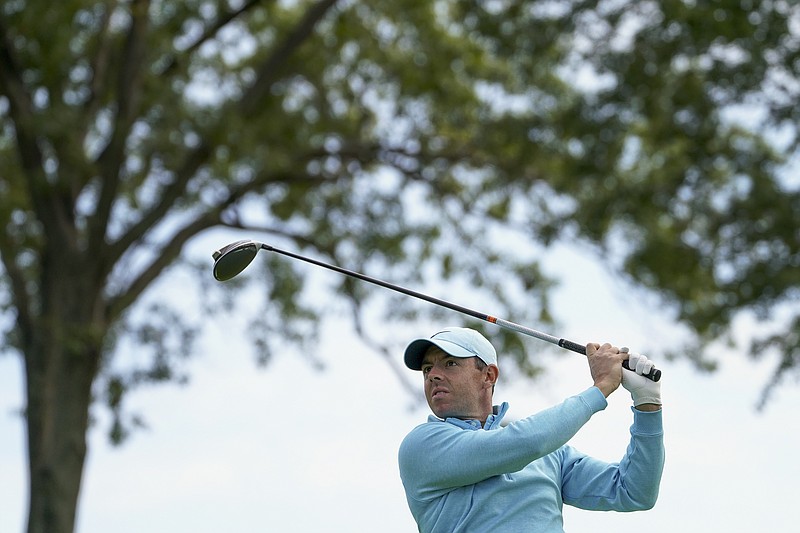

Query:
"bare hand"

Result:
[[586, 342, 623, 397]]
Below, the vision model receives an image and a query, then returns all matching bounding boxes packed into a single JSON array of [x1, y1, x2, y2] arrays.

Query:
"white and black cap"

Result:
[[404, 327, 498, 370]]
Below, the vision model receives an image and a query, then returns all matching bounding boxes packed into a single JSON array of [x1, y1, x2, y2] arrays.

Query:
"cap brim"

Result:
[[403, 338, 480, 370]]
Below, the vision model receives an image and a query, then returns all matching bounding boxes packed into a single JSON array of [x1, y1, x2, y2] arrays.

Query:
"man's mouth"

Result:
[[431, 389, 447, 399]]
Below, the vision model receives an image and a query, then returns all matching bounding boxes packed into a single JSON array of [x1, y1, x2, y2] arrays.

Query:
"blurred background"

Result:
[[1, 1, 798, 532]]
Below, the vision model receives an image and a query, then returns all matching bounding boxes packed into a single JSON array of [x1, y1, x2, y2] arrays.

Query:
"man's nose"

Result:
[[427, 365, 443, 380]]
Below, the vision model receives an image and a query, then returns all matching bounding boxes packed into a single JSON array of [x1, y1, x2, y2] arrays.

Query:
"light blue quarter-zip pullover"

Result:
[[398, 387, 664, 533]]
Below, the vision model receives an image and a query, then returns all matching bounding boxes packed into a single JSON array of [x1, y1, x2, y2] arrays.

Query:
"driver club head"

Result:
[[212, 240, 261, 281]]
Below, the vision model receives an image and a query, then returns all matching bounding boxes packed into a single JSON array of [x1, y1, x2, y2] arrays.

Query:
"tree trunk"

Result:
[[24, 332, 98, 533], [22, 247, 104, 533]]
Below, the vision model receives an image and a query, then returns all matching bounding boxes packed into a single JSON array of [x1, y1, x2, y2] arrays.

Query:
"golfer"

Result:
[[398, 327, 664, 532]]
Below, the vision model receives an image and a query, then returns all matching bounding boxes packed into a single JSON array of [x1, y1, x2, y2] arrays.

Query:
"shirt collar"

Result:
[[427, 402, 509, 430]]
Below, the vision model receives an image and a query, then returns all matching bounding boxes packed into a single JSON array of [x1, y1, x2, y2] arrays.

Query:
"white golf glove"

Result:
[[621, 351, 662, 407]]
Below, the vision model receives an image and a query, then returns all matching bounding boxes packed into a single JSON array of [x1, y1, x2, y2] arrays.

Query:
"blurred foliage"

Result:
[[1, 1, 799, 529]]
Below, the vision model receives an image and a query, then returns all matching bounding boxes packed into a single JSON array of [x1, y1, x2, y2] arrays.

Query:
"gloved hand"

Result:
[[621, 350, 662, 407]]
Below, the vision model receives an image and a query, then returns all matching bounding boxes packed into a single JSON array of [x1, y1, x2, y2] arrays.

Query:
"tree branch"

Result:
[[156, 0, 270, 77], [105, 210, 222, 321], [0, 14, 42, 173], [104, 165, 326, 319], [0, 14, 69, 243], [104, 160, 342, 318], [239, 0, 342, 115], [101, 0, 343, 270], [83, 1, 117, 126], [347, 291, 421, 403], [0, 224, 33, 349], [90, 0, 152, 254], [104, 141, 214, 271]]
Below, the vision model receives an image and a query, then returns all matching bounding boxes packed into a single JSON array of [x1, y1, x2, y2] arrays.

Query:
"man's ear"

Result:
[[484, 365, 499, 388]]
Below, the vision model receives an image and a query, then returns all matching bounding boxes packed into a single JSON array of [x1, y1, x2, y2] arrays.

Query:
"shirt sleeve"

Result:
[[559, 407, 665, 511], [399, 387, 608, 502]]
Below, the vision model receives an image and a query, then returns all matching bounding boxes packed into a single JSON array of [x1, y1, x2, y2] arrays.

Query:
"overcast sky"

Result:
[[2, 236, 799, 533]]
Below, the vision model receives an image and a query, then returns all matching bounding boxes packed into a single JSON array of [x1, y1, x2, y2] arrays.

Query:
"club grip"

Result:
[[623, 359, 661, 382], [557, 339, 587, 355], [558, 339, 661, 382]]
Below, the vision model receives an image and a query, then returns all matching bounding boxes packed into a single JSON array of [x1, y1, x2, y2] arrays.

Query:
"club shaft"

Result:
[[259, 242, 660, 381], [262, 243, 498, 324]]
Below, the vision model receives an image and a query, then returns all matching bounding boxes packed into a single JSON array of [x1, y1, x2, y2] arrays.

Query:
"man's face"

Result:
[[420, 347, 493, 421]]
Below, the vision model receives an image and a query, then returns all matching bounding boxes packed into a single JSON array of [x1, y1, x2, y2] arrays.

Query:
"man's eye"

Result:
[[421, 366, 431, 374], [446, 360, 458, 366]]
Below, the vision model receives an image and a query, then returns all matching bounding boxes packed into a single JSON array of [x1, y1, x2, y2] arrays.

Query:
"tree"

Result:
[[1, 1, 798, 532]]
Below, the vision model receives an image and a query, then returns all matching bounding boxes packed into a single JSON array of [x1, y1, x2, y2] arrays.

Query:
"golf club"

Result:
[[212, 239, 661, 382]]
